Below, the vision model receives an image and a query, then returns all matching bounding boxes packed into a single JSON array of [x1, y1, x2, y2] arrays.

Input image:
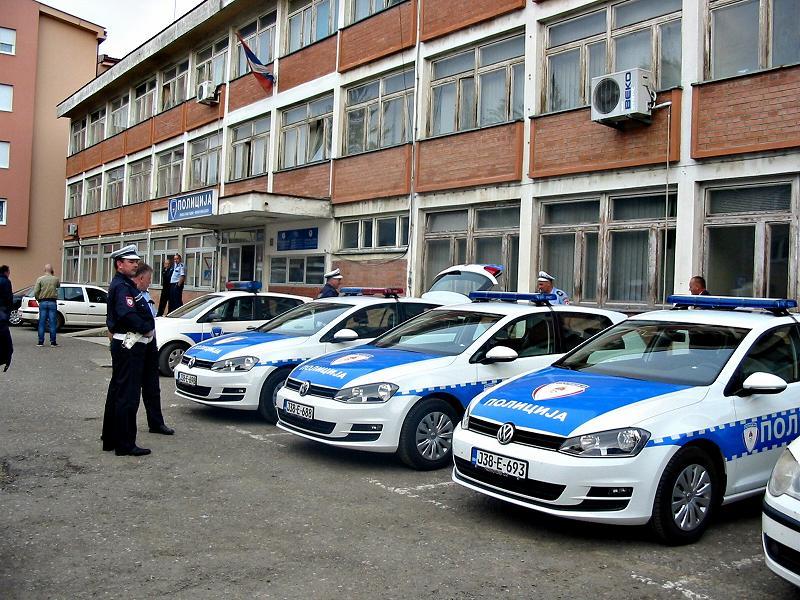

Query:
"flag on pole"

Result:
[[235, 32, 275, 95]]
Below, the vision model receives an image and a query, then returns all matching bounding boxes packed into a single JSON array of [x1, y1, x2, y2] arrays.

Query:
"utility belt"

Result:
[[112, 332, 154, 348]]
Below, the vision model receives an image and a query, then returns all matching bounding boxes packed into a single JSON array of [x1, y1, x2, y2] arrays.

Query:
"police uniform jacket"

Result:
[[107, 272, 155, 335], [551, 288, 571, 305], [317, 283, 339, 299]]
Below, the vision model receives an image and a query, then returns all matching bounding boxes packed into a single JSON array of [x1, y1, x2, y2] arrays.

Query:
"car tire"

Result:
[[56, 313, 65, 332], [651, 446, 719, 545], [397, 397, 458, 470], [258, 367, 292, 424], [159, 342, 188, 376]]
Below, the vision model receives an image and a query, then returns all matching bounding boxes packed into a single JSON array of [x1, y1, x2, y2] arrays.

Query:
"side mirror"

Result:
[[333, 328, 359, 342], [740, 372, 787, 396], [246, 326, 257, 330], [483, 345, 518, 364]]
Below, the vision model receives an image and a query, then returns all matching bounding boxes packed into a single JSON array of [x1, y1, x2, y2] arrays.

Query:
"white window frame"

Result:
[[0, 84, 12, 112], [81, 243, 99, 284], [85, 175, 102, 213], [229, 116, 271, 181], [87, 107, 106, 146], [339, 215, 409, 250], [0, 198, 6, 225], [70, 118, 87, 154], [63, 246, 79, 281], [127, 157, 151, 204], [348, 0, 405, 24], [280, 95, 334, 168], [0, 28, 15, 55], [236, 13, 277, 77], [189, 132, 222, 189], [161, 60, 189, 111], [109, 95, 129, 136], [101, 242, 122, 284], [0, 141, 8, 168], [105, 166, 125, 210], [151, 237, 180, 287], [67, 181, 83, 218], [156, 147, 184, 198], [184, 233, 216, 289], [134, 78, 156, 124], [195, 38, 229, 88], [287, 0, 339, 54], [269, 255, 326, 285]]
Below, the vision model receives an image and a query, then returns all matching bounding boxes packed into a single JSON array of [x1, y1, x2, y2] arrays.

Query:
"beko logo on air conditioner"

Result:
[[624, 71, 632, 110]]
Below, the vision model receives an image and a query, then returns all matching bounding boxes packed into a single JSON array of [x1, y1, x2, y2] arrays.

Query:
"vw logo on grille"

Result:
[[497, 422, 515, 445], [187, 356, 196, 368], [299, 380, 310, 396]]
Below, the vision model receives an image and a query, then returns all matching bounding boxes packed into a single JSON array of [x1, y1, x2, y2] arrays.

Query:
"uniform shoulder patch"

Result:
[[125, 296, 134, 307]]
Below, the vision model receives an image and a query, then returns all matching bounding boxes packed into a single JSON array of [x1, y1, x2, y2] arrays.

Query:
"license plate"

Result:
[[471, 448, 528, 479], [285, 400, 314, 420], [177, 372, 197, 386]]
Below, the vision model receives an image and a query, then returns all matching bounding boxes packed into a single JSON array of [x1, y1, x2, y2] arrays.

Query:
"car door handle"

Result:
[[89, 305, 96, 308], [58, 303, 65, 306]]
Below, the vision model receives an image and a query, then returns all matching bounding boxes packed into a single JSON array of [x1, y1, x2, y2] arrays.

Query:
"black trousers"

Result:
[[0, 318, 12, 371], [156, 284, 171, 316], [168, 283, 183, 312]]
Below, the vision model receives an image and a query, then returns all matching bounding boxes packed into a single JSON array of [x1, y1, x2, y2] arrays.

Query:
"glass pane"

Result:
[[549, 10, 606, 47], [707, 226, 755, 296], [433, 51, 475, 79], [289, 13, 302, 52], [588, 41, 607, 89], [474, 237, 502, 266], [424, 239, 452, 289], [660, 19, 681, 89], [614, 28, 652, 72], [288, 258, 305, 282], [432, 83, 456, 135], [548, 49, 581, 111], [347, 108, 365, 154], [476, 206, 520, 229], [479, 69, 508, 126], [384, 69, 413, 94], [362, 219, 373, 247], [773, 0, 800, 67], [613, 194, 676, 220], [400, 216, 409, 245], [377, 218, 397, 246], [306, 256, 325, 284], [583, 232, 598, 301], [428, 210, 467, 232], [315, 0, 331, 41], [283, 129, 298, 168], [458, 77, 476, 130], [455, 237, 467, 264], [609, 230, 649, 302], [542, 234, 575, 297], [709, 185, 792, 214], [479, 35, 524, 67], [657, 229, 676, 302], [347, 81, 380, 104], [768, 223, 790, 298], [511, 63, 524, 119], [508, 235, 519, 292], [251, 136, 268, 175], [341, 222, 359, 248], [270, 258, 286, 283], [712, 0, 759, 78], [309, 95, 334, 117], [354, 0, 370, 21], [382, 97, 404, 146], [544, 200, 600, 224], [285, 105, 307, 125], [366, 104, 380, 150], [614, 0, 681, 28]]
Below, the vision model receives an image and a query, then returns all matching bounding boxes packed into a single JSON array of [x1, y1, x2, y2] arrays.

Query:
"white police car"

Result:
[[174, 288, 440, 422], [453, 295, 800, 544], [156, 282, 308, 375], [763, 436, 800, 587], [275, 292, 625, 470]]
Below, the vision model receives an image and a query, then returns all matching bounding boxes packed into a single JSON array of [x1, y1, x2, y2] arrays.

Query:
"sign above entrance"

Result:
[[277, 227, 318, 251], [168, 189, 217, 222]]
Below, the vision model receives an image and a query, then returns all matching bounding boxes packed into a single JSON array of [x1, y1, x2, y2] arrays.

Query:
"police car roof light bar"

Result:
[[667, 295, 797, 315], [469, 291, 557, 305], [340, 287, 404, 298], [482, 264, 504, 277], [225, 281, 263, 293]]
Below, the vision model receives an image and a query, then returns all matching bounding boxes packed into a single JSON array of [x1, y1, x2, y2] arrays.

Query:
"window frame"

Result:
[[184, 233, 216, 289], [156, 147, 184, 198], [127, 157, 152, 204], [286, 0, 339, 54], [228, 116, 271, 181], [160, 60, 189, 112], [339, 214, 410, 251], [108, 95, 130, 137], [87, 107, 106, 146], [81, 243, 99, 284], [66, 181, 83, 218], [279, 95, 334, 169], [0, 141, 8, 168], [70, 118, 87, 154], [0, 83, 12, 112], [347, 0, 406, 24], [189, 132, 222, 189], [151, 237, 180, 287], [0, 198, 5, 225], [133, 78, 157, 124], [104, 166, 125, 210], [235, 13, 277, 77], [0, 28, 16, 55], [269, 255, 326, 285], [84, 174, 102, 213], [63, 246, 80, 281], [195, 38, 230, 88]]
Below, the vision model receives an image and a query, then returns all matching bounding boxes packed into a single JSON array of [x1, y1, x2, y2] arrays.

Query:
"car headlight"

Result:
[[210, 356, 259, 372], [559, 428, 650, 458], [462, 397, 481, 429], [334, 383, 398, 403], [767, 448, 800, 500]]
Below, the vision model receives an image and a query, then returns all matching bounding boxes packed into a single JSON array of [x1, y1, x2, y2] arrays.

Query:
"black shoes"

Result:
[[115, 446, 151, 456], [149, 424, 175, 435], [51, 342, 58, 347]]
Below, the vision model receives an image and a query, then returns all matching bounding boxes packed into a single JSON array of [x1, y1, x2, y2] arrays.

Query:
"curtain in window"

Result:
[[424, 239, 451, 289], [432, 83, 456, 135], [548, 50, 580, 111], [711, 0, 758, 78], [479, 69, 507, 126], [382, 97, 404, 146], [707, 226, 754, 296], [458, 77, 476, 130], [614, 29, 652, 72], [347, 109, 365, 154], [542, 234, 575, 297], [609, 230, 648, 302], [583, 232, 598, 301]]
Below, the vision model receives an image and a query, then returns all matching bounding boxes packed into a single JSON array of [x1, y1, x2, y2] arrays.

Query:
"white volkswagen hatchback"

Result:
[[19, 283, 108, 330], [763, 436, 800, 587]]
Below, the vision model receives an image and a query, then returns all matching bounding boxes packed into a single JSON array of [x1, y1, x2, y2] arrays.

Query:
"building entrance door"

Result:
[[219, 229, 265, 286]]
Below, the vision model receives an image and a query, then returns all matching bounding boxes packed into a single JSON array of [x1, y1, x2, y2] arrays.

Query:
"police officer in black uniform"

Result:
[[317, 268, 343, 299], [101, 245, 156, 456]]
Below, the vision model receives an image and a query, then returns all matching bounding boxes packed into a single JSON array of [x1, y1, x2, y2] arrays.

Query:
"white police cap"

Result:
[[537, 270, 555, 282], [110, 244, 141, 261], [324, 268, 343, 279]]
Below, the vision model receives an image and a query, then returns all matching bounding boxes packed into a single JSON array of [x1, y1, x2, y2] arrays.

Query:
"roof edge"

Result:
[[36, 2, 107, 39]]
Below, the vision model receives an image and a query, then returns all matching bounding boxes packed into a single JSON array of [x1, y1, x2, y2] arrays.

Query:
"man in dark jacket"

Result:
[[0, 265, 12, 371], [156, 258, 173, 316], [317, 268, 343, 299]]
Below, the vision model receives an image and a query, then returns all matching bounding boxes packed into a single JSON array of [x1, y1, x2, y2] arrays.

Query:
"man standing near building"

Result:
[[168, 253, 185, 312], [689, 276, 710, 296], [536, 271, 570, 305], [156, 258, 173, 316], [0, 265, 13, 372], [317, 268, 343, 298], [33, 264, 60, 347]]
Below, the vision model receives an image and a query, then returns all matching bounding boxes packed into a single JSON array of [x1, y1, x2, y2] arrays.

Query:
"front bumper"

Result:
[[763, 492, 800, 587], [173, 363, 269, 410], [275, 386, 419, 453], [452, 425, 676, 526]]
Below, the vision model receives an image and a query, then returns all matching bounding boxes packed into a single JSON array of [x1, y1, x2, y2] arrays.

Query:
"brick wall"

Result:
[[278, 36, 337, 92], [124, 119, 153, 155], [273, 163, 331, 199], [65, 152, 84, 178], [101, 133, 125, 164], [530, 89, 681, 178], [82, 142, 102, 168], [692, 66, 800, 159], [332, 145, 411, 204], [332, 257, 407, 290], [185, 85, 225, 130], [228, 72, 273, 112], [267, 285, 318, 298], [120, 202, 149, 232], [339, 0, 417, 72], [225, 175, 269, 196], [421, 0, 525, 42], [98, 208, 122, 235], [153, 104, 185, 144], [416, 122, 523, 193]]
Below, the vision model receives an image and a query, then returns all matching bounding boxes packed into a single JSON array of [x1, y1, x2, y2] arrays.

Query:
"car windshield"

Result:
[[371, 309, 502, 356], [166, 295, 223, 319], [554, 320, 750, 386], [257, 302, 351, 336], [427, 271, 494, 296]]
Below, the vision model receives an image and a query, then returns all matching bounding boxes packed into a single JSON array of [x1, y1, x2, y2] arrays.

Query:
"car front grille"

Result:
[[176, 382, 211, 397], [468, 416, 565, 450], [454, 456, 565, 501], [285, 377, 338, 399], [181, 355, 215, 370]]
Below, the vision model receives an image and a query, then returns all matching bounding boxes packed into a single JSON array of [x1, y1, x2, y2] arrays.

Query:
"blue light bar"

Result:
[[469, 291, 558, 303], [225, 281, 263, 292], [667, 295, 797, 311]]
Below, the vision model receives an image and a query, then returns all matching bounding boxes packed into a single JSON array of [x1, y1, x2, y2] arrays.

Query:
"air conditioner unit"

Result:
[[66, 222, 78, 236], [590, 68, 653, 126], [196, 80, 218, 105]]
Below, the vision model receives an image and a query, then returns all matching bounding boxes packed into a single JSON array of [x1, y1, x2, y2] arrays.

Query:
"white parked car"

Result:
[[19, 283, 108, 330], [763, 436, 800, 587], [156, 283, 309, 375]]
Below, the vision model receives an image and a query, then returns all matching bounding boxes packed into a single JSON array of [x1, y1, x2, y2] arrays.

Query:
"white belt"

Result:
[[112, 333, 153, 344]]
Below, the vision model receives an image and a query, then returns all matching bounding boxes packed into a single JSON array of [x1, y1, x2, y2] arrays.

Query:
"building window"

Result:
[[229, 116, 270, 180], [0, 28, 15, 55], [134, 79, 156, 123], [156, 147, 183, 197], [127, 158, 151, 204], [287, 0, 339, 53], [105, 166, 124, 209], [70, 118, 86, 154], [349, 0, 405, 24], [270, 255, 325, 285], [81, 244, 99, 283], [545, 0, 682, 112], [704, 183, 793, 298], [280, 95, 333, 168], [710, 0, 800, 80], [87, 108, 106, 146], [152, 237, 180, 286], [236, 13, 276, 76], [101, 242, 122, 284], [0, 199, 5, 225], [67, 181, 82, 218], [423, 205, 520, 291], [340, 215, 409, 249], [184, 233, 216, 288], [109, 95, 129, 136], [0, 84, 12, 111], [63, 247, 79, 281], [196, 38, 229, 87], [85, 175, 101, 213], [430, 34, 524, 136], [190, 133, 222, 188], [345, 69, 414, 155], [0, 141, 8, 168], [161, 60, 189, 111]]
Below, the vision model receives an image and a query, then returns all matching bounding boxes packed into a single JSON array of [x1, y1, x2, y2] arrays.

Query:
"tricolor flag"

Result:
[[235, 32, 275, 95]]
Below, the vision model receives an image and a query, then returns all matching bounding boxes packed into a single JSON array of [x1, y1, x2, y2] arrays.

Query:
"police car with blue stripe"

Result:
[[155, 282, 309, 375], [275, 292, 625, 469], [453, 295, 800, 544], [763, 435, 800, 587]]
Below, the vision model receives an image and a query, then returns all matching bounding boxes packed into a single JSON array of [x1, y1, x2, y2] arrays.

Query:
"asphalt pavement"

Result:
[[0, 327, 796, 599]]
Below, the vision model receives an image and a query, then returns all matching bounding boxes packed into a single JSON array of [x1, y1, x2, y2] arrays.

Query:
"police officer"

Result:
[[101, 245, 156, 456], [536, 271, 570, 305], [317, 268, 343, 299]]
